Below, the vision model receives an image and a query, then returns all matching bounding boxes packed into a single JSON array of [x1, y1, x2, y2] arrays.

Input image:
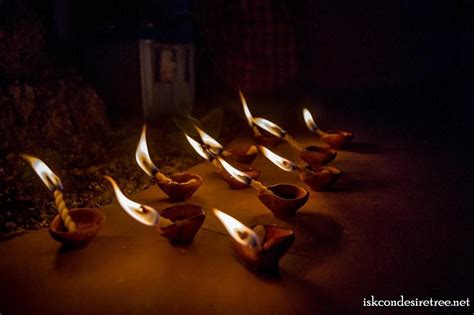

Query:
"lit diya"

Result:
[[105, 176, 204, 243], [185, 130, 261, 190], [258, 146, 342, 191], [136, 125, 202, 200], [194, 125, 258, 165], [239, 90, 283, 147], [22, 154, 104, 247], [303, 108, 353, 149], [214, 208, 294, 273], [253, 116, 337, 166], [216, 156, 309, 217]]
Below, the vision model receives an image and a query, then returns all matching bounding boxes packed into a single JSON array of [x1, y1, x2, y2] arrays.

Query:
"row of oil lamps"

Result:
[[22, 92, 352, 273]]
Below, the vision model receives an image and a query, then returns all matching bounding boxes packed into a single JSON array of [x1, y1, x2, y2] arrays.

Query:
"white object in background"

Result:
[[139, 40, 194, 118]]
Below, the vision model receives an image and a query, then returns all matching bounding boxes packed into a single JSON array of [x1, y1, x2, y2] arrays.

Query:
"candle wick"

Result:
[[283, 134, 304, 152], [150, 165, 160, 177], [53, 188, 77, 232], [158, 216, 174, 228], [294, 164, 305, 173], [250, 179, 271, 194], [252, 126, 262, 137], [316, 129, 326, 136], [154, 172, 175, 184]]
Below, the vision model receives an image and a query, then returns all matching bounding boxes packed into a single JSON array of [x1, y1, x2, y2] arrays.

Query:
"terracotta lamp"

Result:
[[303, 108, 353, 149], [253, 117, 337, 166], [22, 154, 104, 248], [215, 160, 261, 190], [223, 145, 258, 165], [258, 146, 343, 191], [193, 125, 258, 166], [239, 90, 283, 147], [214, 209, 294, 273], [185, 129, 261, 190], [136, 125, 202, 201], [49, 208, 105, 248], [105, 176, 204, 243], [217, 157, 309, 217]]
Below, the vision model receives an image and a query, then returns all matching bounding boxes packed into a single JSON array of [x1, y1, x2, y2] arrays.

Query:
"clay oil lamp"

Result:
[[239, 90, 282, 147], [194, 125, 258, 165], [216, 156, 309, 218], [136, 125, 202, 201], [258, 146, 342, 191], [303, 108, 353, 149], [22, 154, 104, 248], [223, 146, 258, 165], [105, 176, 205, 243], [253, 116, 337, 166], [185, 132, 261, 190], [215, 161, 261, 190], [214, 208, 295, 273]]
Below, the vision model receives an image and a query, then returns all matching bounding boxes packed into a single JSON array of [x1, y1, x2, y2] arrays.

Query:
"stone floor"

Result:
[[0, 107, 472, 314]]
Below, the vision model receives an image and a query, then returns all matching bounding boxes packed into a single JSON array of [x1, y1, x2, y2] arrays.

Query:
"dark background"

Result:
[[13, 0, 472, 116]]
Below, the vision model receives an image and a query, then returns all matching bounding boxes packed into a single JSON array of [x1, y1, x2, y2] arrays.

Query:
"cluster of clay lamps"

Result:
[[103, 125, 207, 243], [258, 146, 342, 191], [241, 93, 353, 165], [185, 126, 309, 218], [19, 93, 353, 273], [104, 176, 205, 243], [185, 125, 261, 190], [239, 92, 353, 190]]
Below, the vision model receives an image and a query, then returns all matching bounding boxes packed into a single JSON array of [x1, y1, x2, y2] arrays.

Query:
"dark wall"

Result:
[[302, 1, 469, 88], [4, 0, 470, 114]]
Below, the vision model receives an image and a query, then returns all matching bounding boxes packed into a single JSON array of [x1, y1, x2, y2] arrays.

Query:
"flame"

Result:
[[253, 117, 287, 138], [302, 108, 318, 132], [239, 90, 254, 128], [213, 208, 261, 250], [258, 146, 298, 172], [21, 154, 62, 191], [194, 125, 223, 155], [216, 156, 251, 185], [104, 176, 159, 226], [135, 125, 159, 177], [185, 133, 211, 160]]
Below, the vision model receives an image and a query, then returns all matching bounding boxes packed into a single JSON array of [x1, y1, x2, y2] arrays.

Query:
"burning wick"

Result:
[[214, 208, 295, 273], [194, 125, 225, 156], [302, 108, 353, 149], [302, 108, 326, 136], [258, 146, 303, 173], [136, 125, 196, 186], [239, 90, 261, 136], [185, 132, 229, 176], [104, 176, 173, 228], [185, 133, 214, 160], [194, 125, 257, 160], [21, 154, 77, 232], [184, 131, 224, 170], [191, 127, 227, 172], [258, 145, 332, 177], [185, 133, 268, 192], [252, 117, 303, 151], [213, 208, 262, 251], [185, 132, 260, 189], [216, 157, 270, 193], [259, 145, 342, 191]]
